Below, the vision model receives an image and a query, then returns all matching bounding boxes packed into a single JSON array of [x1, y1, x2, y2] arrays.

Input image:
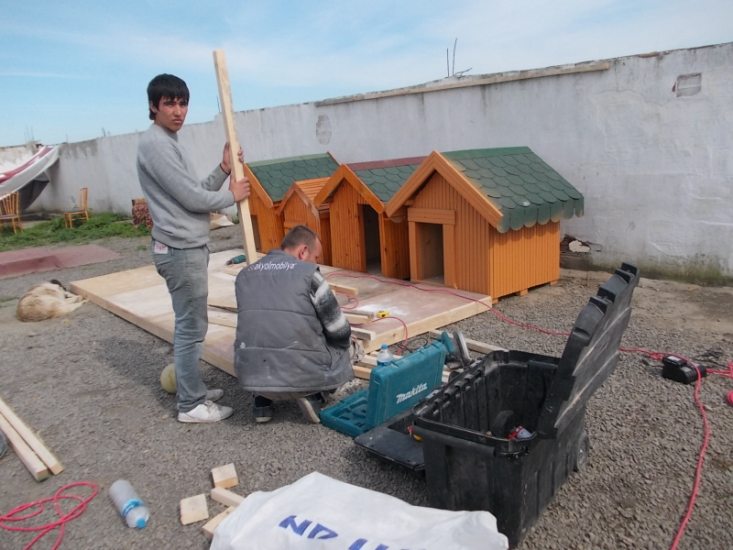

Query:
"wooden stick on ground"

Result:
[[213, 49, 258, 264], [210, 487, 245, 508], [202, 507, 235, 539], [0, 412, 49, 481], [0, 396, 63, 474]]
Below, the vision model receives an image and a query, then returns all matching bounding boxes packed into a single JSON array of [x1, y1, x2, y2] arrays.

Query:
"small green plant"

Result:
[[0, 213, 150, 251]]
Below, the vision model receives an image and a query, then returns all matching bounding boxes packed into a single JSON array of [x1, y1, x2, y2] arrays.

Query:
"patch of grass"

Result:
[[0, 213, 150, 251]]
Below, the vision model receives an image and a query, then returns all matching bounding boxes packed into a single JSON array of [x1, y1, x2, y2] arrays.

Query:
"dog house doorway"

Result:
[[362, 205, 382, 274], [415, 222, 444, 284]]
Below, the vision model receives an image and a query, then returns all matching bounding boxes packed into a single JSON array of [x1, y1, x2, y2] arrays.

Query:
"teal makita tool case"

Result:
[[320, 339, 448, 437]]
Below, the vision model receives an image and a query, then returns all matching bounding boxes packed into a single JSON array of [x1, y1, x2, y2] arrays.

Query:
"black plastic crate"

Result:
[[412, 263, 639, 547]]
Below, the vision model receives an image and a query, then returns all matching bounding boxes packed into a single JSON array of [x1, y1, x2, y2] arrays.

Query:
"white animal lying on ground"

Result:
[[16, 280, 86, 322]]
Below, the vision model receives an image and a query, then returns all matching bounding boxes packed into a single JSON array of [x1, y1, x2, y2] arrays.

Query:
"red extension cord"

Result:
[[0, 481, 99, 549]]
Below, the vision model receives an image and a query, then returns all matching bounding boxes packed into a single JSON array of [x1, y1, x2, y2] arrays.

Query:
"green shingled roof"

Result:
[[352, 162, 423, 203], [442, 147, 584, 233], [248, 153, 338, 202]]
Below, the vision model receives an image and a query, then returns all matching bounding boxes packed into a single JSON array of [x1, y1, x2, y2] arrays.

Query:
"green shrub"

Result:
[[0, 213, 149, 251]]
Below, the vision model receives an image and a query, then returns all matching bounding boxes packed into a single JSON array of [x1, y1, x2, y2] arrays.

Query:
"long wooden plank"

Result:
[[0, 396, 63, 475], [213, 49, 258, 263], [0, 412, 49, 481], [208, 309, 237, 328]]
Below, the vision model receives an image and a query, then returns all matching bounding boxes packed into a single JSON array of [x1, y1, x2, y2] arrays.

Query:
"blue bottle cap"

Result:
[[134, 516, 148, 528]]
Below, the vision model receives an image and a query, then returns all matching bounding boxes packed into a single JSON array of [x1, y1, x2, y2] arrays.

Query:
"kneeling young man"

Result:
[[234, 225, 354, 423]]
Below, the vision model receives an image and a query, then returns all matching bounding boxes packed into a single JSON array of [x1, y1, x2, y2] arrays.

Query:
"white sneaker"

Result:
[[178, 400, 233, 423], [206, 388, 224, 402]]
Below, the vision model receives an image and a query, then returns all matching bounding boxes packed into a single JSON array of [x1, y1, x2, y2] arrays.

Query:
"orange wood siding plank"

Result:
[[379, 211, 410, 279], [443, 223, 457, 288], [319, 211, 332, 266], [407, 208, 456, 225], [329, 182, 366, 272], [408, 220, 419, 281]]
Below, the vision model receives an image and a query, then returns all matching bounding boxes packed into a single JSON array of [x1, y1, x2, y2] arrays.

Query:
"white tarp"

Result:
[[211, 471, 508, 550]]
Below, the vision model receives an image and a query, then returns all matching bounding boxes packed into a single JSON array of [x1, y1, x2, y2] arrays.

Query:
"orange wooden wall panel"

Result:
[[249, 193, 284, 252], [281, 196, 333, 266], [489, 222, 560, 299], [319, 211, 332, 266], [379, 212, 410, 279], [282, 196, 312, 229], [329, 183, 366, 272]]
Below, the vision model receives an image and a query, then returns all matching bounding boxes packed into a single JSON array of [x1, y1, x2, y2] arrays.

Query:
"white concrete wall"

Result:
[[32, 43, 733, 278]]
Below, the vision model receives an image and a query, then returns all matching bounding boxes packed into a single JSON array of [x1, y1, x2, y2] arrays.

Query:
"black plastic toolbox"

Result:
[[412, 263, 639, 546]]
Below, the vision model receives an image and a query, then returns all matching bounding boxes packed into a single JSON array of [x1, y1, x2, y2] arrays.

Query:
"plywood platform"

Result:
[[70, 250, 491, 378]]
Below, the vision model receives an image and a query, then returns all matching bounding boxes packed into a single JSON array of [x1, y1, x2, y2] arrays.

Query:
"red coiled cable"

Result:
[[0, 481, 99, 550]]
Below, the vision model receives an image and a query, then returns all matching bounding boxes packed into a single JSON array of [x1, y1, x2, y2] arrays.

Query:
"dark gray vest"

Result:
[[234, 250, 352, 392]]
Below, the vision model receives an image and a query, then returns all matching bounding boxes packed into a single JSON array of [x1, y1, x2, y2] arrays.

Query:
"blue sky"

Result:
[[0, 0, 730, 147]]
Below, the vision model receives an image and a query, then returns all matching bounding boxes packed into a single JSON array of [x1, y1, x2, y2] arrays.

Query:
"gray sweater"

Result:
[[137, 124, 234, 248]]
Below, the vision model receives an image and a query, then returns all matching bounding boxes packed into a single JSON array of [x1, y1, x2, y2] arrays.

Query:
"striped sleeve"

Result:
[[310, 269, 351, 349]]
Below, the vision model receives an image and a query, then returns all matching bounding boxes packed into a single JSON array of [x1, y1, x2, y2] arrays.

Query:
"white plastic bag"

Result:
[[211, 471, 508, 550]]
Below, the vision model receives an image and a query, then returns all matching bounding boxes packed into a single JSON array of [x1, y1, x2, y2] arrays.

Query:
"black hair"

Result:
[[281, 225, 318, 251], [146, 74, 190, 120]]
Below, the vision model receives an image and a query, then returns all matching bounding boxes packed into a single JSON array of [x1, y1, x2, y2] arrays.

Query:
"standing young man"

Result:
[[137, 73, 250, 423]]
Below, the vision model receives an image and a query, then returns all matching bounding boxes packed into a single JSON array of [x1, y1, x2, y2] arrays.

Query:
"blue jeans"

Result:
[[153, 242, 209, 412]]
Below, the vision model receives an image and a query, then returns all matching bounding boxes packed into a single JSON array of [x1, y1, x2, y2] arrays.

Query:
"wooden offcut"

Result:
[[212, 49, 258, 263], [211, 463, 238, 489], [211, 487, 245, 508], [0, 412, 49, 481], [180, 493, 209, 525], [202, 507, 234, 539], [0, 396, 63, 475]]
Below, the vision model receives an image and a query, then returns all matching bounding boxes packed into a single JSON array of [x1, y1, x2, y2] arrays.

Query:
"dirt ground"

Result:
[[0, 227, 731, 549]]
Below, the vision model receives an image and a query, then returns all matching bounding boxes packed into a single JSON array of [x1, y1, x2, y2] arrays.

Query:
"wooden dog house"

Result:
[[385, 147, 584, 300], [314, 157, 425, 279], [242, 153, 339, 252], [276, 177, 332, 265]]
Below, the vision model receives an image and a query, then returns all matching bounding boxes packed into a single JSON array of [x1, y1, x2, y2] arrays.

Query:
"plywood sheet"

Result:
[[70, 250, 491, 378]]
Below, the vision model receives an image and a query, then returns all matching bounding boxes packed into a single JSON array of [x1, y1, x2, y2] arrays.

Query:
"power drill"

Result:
[[661, 355, 707, 384], [225, 254, 247, 265]]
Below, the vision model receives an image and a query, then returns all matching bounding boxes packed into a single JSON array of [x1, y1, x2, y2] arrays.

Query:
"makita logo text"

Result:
[[395, 383, 428, 404]]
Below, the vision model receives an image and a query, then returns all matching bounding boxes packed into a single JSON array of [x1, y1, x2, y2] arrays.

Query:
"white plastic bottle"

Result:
[[109, 479, 150, 528], [376, 343, 394, 368]]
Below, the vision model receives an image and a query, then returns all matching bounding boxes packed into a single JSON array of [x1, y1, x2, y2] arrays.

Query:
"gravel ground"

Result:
[[1, 226, 731, 549]]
